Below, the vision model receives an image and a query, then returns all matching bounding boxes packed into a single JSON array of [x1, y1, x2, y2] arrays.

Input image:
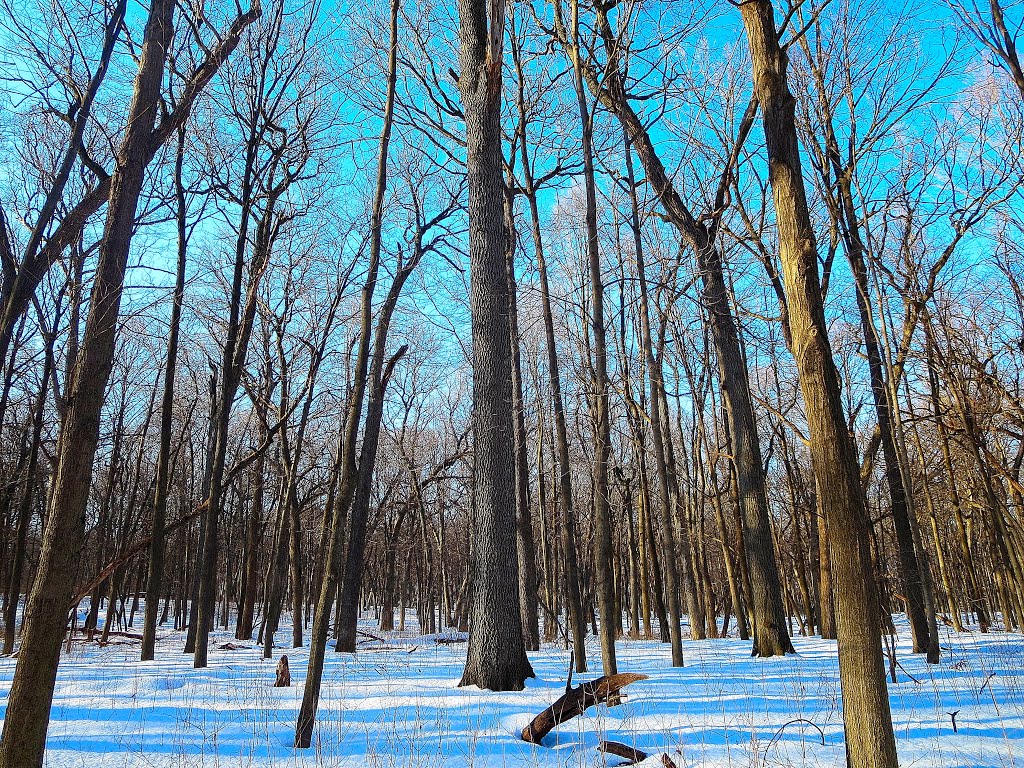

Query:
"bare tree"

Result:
[[456, 0, 534, 691]]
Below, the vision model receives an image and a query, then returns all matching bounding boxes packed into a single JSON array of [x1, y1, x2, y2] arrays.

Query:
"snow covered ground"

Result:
[[0, 611, 1021, 767]]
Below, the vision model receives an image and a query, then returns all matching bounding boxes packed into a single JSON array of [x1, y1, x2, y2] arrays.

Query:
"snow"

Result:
[[1, 610, 1021, 767]]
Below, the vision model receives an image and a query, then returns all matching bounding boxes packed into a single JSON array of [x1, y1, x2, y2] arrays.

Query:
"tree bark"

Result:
[[456, 0, 534, 691], [0, 0, 194, 760], [510, 22, 587, 671], [736, 3, 898, 765]]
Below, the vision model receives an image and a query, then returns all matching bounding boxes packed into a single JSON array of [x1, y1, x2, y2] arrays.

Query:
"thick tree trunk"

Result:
[[737, 3, 898, 765], [0, 1, 182, 761], [456, 0, 534, 691]]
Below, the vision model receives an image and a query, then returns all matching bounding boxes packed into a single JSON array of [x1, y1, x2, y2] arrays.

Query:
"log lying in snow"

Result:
[[520, 672, 648, 743], [598, 740, 648, 765]]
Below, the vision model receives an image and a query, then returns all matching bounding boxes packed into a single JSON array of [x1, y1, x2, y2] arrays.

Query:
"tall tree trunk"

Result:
[[506, 235, 540, 651], [0, 0, 184, 760], [801, 39, 933, 656], [621, 126, 683, 665], [570, 5, 792, 657], [236, 440, 266, 640], [456, 0, 534, 691], [142, 127, 189, 662], [295, 0, 401, 743], [510, 23, 587, 672], [926, 336, 988, 630], [561, 0, 617, 676], [736, 3, 897, 765]]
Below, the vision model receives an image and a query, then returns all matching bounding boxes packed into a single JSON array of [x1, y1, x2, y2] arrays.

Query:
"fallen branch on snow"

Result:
[[520, 672, 647, 744], [598, 740, 648, 765]]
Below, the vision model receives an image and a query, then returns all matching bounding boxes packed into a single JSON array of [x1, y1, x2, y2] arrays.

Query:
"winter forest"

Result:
[[0, 0, 1023, 765]]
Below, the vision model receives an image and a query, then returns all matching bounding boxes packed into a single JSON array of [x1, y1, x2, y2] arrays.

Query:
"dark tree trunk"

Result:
[[295, 0, 401, 744], [509, 27, 587, 671], [505, 227, 540, 652], [0, 1, 183, 761], [456, 0, 534, 691], [2, 327, 53, 656], [559, 0, 617, 676], [142, 127, 189, 662], [572, 4, 792, 657]]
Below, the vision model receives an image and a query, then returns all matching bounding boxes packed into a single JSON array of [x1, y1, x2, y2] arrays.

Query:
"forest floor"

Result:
[[0, 609, 1021, 767]]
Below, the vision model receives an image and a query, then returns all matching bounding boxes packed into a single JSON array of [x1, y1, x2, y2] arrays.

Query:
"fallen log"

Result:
[[598, 740, 648, 765], [520, 672, 648, 744]]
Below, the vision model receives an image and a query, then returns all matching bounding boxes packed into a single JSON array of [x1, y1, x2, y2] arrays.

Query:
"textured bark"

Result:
[[456, 0, 534, 691], [736, 3, 898, 766], [599, 741, 648, 764], [0, 0, 188, 761], [274, 655, 291, 687]]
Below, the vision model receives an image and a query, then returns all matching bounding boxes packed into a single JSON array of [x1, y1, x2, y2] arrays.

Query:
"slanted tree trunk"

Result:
[[565, 4, 792, 657], [736, 3, 898, 765], [808, 61, 932, 652], [295, 0, 401, 744], [0, 0, 265, 760]]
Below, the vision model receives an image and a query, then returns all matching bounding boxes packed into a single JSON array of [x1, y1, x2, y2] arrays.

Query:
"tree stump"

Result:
[[521, 672, 647, 743], [275, 654, 291, 687]]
